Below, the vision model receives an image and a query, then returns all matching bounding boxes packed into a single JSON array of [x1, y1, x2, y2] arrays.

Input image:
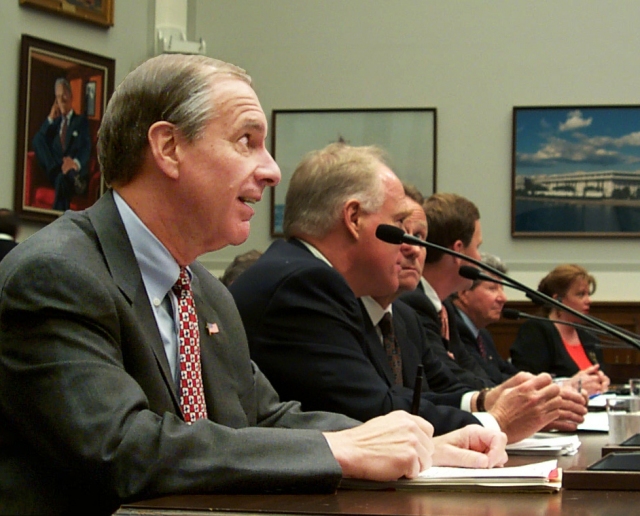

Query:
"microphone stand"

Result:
[[375, 224, 640, 351]]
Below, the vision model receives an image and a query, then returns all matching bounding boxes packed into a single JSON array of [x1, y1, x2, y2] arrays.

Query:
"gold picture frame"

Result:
[[15, 35, 115, 222], [20, 0, 114, 28]]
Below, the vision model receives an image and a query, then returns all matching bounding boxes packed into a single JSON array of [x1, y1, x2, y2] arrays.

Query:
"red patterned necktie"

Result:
[[378, 313, 403, 385], [173, 267, 208, 423]]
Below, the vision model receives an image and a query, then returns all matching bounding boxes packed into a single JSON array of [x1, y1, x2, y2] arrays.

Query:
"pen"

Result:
[[577, 378, 582, 394], [411, 364, 424, 415]]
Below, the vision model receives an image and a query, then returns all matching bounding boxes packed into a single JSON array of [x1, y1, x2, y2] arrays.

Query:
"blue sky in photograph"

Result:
[[514, 107, 640, 176]]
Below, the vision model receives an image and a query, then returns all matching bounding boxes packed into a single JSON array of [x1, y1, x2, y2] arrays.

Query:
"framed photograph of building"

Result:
[[14, 35, 115, 223], [512, 105, 640, 237], [20, 0, 114, 27], [270, 108, 437, 236]]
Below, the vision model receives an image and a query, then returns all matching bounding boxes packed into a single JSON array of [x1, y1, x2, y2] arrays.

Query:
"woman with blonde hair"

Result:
[[510, 264, 610, 396]]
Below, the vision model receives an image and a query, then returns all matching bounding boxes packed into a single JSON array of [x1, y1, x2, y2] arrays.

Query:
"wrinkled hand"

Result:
[[570, 365, 610, 396], [542, 385, 588, 432], [487, 373, 562, 444], [48, 99, 60, 120], [482, 371, 534, 410], [432, 425, 508, 469], [323, 411, 434, 481]]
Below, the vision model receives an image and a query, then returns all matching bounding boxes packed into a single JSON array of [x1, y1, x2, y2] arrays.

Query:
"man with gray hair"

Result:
[[231, 143, 511, 446], [1, 55, 496, 515], [32, 77, 92, 211], [451, 253, 520, 385]]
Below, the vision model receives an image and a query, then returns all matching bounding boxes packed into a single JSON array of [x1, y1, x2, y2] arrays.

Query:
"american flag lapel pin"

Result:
[[206, 322, 219, 335]]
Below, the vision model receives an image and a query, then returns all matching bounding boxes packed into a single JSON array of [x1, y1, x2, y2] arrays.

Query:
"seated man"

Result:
[[454, 255, 608, 395], [0, 55, 506, 516], [450, 252, 519, 385], [399, 193, 587, 433], [230, 144, 481, 436], [230, 144, 570, 443]]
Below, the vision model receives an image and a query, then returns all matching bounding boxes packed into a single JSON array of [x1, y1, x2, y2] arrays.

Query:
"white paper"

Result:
[[418, 459, 557, 480]]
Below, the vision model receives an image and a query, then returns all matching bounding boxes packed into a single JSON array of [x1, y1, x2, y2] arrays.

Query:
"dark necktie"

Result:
[[173, 267, 208, 423], [60, 116, 68, 149], [378, 313, 403, 385], [477, 332, 487, 359]]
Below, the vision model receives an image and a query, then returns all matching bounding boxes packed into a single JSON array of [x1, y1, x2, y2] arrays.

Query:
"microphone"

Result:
[[458, 265, 550, 306], [502, 308, 608, 339], [375, 224, 640, 351], [376, 225, 481, 265]]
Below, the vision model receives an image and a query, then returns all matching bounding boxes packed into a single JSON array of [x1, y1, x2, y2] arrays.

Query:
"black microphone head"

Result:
[[375, 224, 405, 245], [501, 308, 521, 320], [458, 265, 482, 280]]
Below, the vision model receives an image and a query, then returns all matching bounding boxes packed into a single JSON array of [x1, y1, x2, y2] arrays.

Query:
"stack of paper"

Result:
[[578, 411, 609, 432], [340, 459, 561, 492], [507, 432, 581, 456]]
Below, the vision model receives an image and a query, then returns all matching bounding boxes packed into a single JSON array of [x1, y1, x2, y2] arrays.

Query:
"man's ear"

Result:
[[148, 121, 180, 180], [342, 199, 363, 240], [450, 239, 465, 264]]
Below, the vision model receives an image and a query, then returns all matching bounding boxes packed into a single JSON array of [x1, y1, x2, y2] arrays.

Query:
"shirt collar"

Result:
[[113, 191, 182, 303], [420, 277, 443, 312], [297, 238, 333, 267], [456, 306, 480, 338], [360, 295, 392, 327]]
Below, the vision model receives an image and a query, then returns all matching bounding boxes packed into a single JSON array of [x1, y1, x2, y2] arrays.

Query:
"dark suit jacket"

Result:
[[399, 287, 494, 390], [32, 111, 92, 181], [229, 238, 479, 437], [452, 306, 519, 385], [0, 239, 17, 263], [510, 318, 603, 378], [0, 192, 353, 516]]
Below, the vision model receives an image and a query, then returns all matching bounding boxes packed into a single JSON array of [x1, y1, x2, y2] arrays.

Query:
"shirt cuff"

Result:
[[472, 412, 501, 431], [461, 391, 475, 412]]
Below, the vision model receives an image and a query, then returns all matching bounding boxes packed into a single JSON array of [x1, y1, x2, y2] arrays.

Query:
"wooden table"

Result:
[[117, 433, 640, 516]]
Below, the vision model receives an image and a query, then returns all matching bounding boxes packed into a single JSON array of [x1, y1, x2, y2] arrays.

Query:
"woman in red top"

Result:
[[511, 264, 610, 396]]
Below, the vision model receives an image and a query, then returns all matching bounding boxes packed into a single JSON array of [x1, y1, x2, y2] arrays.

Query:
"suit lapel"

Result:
[[87, 192, 180, 410]]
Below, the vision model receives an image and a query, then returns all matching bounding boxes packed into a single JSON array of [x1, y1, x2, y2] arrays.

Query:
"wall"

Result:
[[195, 0, 640, 300], [1, 0, 153, 240], [4, 1, 640, 301]]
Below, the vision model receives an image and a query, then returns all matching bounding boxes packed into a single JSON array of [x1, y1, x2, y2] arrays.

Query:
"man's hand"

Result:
[[481, 371, 534, 411], [48, 99, 61, 120], [323, 411, 434, 481], [487, 373, 562, 443], [61, 157, 78, 174], [432, 425, 508, 469], [542, 385, 587, 432]]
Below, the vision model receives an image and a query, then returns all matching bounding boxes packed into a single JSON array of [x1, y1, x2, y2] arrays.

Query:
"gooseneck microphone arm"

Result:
[[500, 308, 628, 345], [375, 223, 640, 351]]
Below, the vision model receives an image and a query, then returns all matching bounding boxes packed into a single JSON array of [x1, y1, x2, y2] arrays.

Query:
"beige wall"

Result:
[[4, 1, 640, 300], [197, 0, 640, 300], [1, 0, 153, 238]]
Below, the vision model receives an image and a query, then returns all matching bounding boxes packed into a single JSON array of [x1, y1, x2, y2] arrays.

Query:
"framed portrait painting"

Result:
[[270, 108, 437, 236], [20, 0, 114, 27], [512, 105, 640, 237], [14, 35, 115, 223]]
